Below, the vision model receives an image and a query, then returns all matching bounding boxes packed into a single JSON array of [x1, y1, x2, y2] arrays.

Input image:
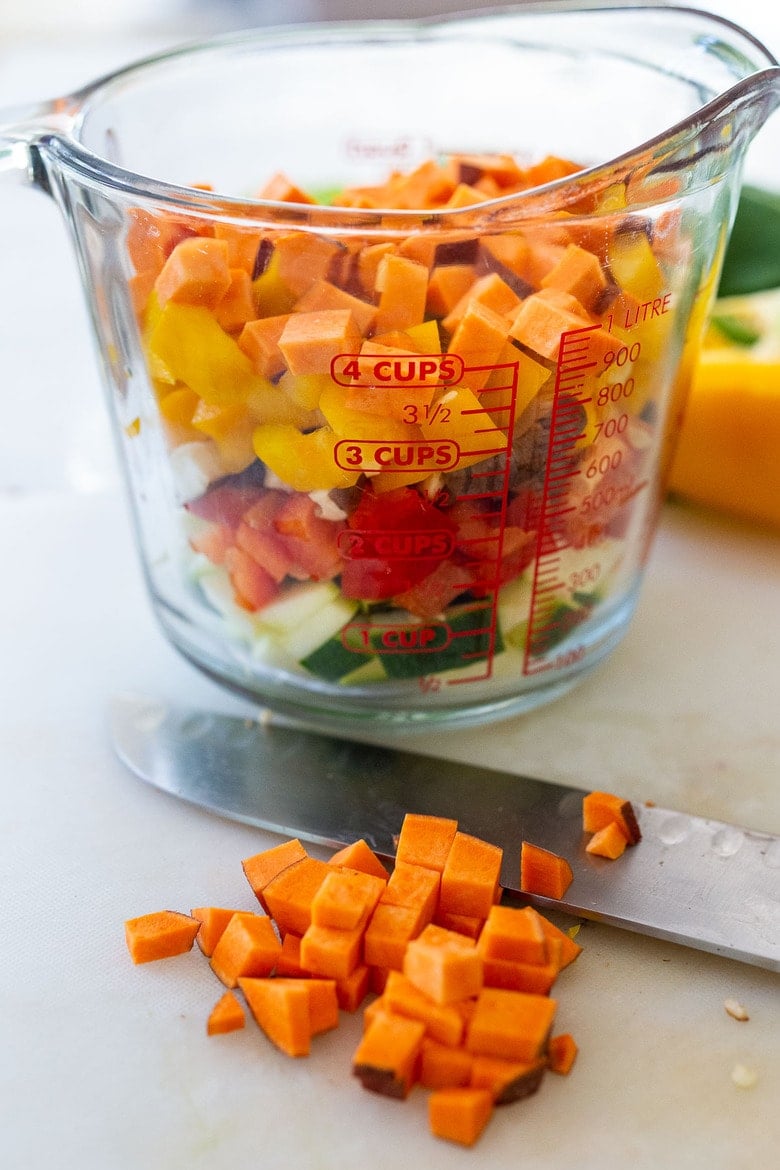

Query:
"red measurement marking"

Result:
[[330, 352, 464, 388], [337, 528, 455, 560], [524, 324, 603, 677]]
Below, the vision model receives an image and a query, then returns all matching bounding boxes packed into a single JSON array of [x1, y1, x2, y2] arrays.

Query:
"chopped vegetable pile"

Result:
[[127, 150, 685, 693], [126, 791, 640, 1147]]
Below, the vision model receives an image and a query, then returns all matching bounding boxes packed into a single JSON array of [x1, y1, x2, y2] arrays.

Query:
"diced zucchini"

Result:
[[283, 594, 359, 662]]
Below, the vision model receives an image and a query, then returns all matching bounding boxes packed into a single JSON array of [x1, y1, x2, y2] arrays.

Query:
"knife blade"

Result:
[[109, 693, 780, 973]]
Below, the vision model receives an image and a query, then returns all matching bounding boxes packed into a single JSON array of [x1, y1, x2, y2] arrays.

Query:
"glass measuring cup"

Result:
[[2, 5, 778, 732]]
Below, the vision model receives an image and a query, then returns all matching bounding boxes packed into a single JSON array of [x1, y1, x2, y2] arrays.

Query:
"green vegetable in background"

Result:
[[719, 185, 780, 296]]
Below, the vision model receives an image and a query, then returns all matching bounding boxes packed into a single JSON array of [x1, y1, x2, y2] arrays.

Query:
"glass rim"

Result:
[[35, 3, 780, 225]]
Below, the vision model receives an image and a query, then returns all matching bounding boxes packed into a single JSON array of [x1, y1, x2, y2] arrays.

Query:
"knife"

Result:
[[109, 693, 780, 973]]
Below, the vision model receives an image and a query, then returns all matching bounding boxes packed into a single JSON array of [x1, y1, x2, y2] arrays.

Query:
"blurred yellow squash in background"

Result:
[[668, 288, 780, 530]]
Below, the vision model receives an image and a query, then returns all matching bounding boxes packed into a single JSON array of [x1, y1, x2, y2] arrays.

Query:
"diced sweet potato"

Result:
[[540, 242, 609, 311], [238, 314, 290, 379], [154, 237, 232, 309], [261, 856, 331, 936], [238, 977, 312, 1057], [428, 1087, 494, 1147], [381, 969, 466, 1047], [299, 921, 365, 981], [419, 1038, 474, 1090], [465, 988, 557, 1063], [124, 910, 201, 964], [548, 1032, 578, 1075], [446, 301, 510, 389], [275, 932, 307, 977], [478, 904, 547, 965], [352, 1010, 426, 1099], [335, 963, 371, 1012], [207, 990, 246, 1036], [190, 906, 243, 957], [381, 862, 440, 921], [374, 254, 429, 333], [294, 277, 376, 335], [586, 821, 629, 859], [278, 308, 363, 376], [403, 923, 484, 1006], [395, 813, 458, 873], [519, 842, 574, 900], [209, 912, 281, 988], [328, 838, 390, 880], [439, 832, 503, 920], [469, 1054, 547, 1103], [582, 790, 642, 845], [363, 902, 423, 971], [241, 838, 309, 911], [310, 868, 386, 931]]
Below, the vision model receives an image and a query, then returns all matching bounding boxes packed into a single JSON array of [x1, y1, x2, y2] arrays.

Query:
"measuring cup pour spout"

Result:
[[0, 100, 76, 190], [2, 5, 780, 731]]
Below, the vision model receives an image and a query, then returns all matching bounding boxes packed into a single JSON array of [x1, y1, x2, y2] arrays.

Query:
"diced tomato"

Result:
[[451, 502, 535, 591], [506, 487, 543, 532], [241, 488, 290, 531], [494, 525, 536, 584], [186, 482, 267, 530], [273, 493, 346, 581], [340, 486, 456, 601], [190, 521, 235, 566], [235, 521, 293, 582], [392, 559, 475, 620], [225, 546, 279, 610]]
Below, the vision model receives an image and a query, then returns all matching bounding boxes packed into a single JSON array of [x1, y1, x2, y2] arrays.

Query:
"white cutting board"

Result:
[[0, 491, 777, 1170]]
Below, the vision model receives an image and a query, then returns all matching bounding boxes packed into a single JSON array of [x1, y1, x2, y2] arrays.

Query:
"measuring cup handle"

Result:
[[0, 99, 69, 189]]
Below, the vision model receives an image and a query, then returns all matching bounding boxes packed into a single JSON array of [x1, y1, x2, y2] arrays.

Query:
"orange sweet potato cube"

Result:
[[262, 856, 331, 936], [209, 912, 281, 988], [439, 832, 504, 920], [373, 253, 429, 333], [540, 242, 609, 311], [446, 301, 510, 388], [275, 931, 307, 977], [238, 314, 290, 379], [214, 268, 256, 333], [469, 1054, 547, 1103], [154, 237, 232, 309], [335, 963, 371, 1013], [257, 171, 316, 204], [382, 970, 466, 1048], [124, 910, 200, 964], [207, 990, 246, 1036], [299, 921, 365, 981], [294, 277, 376, 335], [419, 1038, 474, 1090], [548, 1032, 579, 1075], [586, 821, 629, 860], [395, 813, 458, 873], [352, 1010, 426, 1099], [403, 923, 484, 1006], [582, 790, 642, 844], [465, 988, 557, 1064], [363, 903, 422, 971], [278, 309, 363, 376], [190, 906, 244, 957], [479, 904, 547, 965], [519, 842, 574, 900], [241, 838, 309, 911], [381, 862, 440, 919], [328, 838, 390, 881], [310, 868, 386, 930], [428, 1087, 494, 1147], [238, 977, 312, 1057]]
